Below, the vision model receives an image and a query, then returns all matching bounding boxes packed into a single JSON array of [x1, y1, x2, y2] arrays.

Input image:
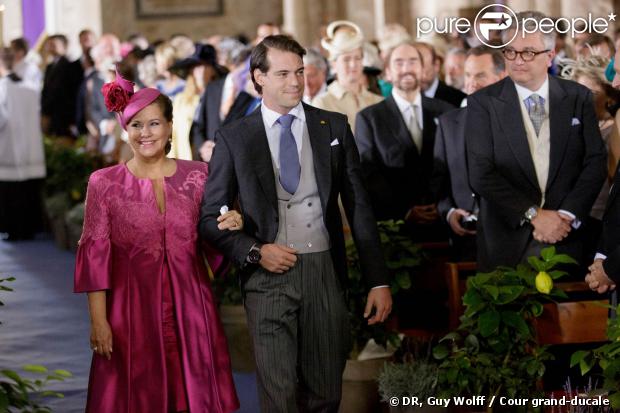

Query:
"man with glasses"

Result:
[[466, 10, 606, 272]]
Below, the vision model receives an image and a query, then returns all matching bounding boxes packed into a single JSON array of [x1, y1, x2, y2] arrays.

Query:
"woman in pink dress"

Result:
[[74, 72, 240, 413]]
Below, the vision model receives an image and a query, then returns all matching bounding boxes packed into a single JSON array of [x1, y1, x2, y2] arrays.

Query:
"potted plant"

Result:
[[378, 338, 443, 412], [341, 220, 424, 413], [433, 247, 575, 412], [571, 303, 620, 409]]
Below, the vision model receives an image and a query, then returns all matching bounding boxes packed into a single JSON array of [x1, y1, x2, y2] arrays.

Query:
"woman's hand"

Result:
[[90, 320, 113, 360], [217, 210, 243, 231]]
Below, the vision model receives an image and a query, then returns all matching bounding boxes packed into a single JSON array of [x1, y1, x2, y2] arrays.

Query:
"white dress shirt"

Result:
[[391, 88, 423, 131]]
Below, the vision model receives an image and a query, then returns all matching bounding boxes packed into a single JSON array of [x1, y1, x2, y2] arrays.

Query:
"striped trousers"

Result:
[[243, 251, 351, 413]]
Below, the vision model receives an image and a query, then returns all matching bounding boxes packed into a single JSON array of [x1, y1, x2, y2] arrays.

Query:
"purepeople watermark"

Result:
[[416, 3, 617, 48]]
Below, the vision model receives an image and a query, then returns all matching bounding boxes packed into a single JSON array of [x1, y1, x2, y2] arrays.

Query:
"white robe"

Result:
[[0, 76, 46, 181]]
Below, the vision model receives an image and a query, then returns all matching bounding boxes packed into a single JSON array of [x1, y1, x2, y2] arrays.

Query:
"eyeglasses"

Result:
[[502, 48, 550, 62]]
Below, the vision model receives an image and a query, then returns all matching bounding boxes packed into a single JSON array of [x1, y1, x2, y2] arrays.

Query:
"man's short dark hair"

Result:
[[466, 46, 505, 74], [50, 34, 68, 47], [10, 38, 29, 54], [412, 41, 437, 65], [250, 35, 306, 95], [585, 33, 615, 55]]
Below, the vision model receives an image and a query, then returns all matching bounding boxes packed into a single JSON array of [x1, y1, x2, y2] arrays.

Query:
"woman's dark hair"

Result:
[[151, 93, 174, 153], [250, 34, 306, 94]]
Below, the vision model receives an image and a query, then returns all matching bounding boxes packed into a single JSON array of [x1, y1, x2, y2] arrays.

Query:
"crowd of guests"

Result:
[[3, 10, 620, 413]]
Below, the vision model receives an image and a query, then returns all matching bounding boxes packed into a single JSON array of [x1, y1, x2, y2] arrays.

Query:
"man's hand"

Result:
[[200, 140, 216, 162], [259, 244, 298, 274], [448, 208, 476, 236], [585, 258, 616, 293], [406, 204, 439, 224], [364, 287, 392, 325], [531, 209, 571, 244]]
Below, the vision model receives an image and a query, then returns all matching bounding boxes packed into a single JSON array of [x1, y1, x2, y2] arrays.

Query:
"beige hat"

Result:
[[378, 23, 412, 53], [321, 20, 364, 61]]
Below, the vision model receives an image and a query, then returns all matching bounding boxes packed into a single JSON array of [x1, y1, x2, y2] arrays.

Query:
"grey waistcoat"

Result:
[[273, 125, 330, 254]]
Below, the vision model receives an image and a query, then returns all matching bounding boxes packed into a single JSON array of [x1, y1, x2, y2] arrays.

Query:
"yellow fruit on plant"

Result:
[[535, 271, 553, 294]]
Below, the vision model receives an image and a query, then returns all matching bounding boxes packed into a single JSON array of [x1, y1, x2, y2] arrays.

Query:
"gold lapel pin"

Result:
[[320, 120, 327, 124]]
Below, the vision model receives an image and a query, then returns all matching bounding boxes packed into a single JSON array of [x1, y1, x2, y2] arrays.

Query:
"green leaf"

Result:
[[570, 350, 588, 368], [496, 286, 525, 304], [479, 310, 500, 337], [394, 271, 411, 290], [23, 364, 48, 374], [530, 301, 543, 317], [53, 369, 72, 378], [547, 270, 567, 280], [579, 355, 596, 375], [482, 285, 499, 300], [540, 246, 556, 262], [528, 256, 545, 272], [464, 334, 479, 353], [1, 369, 22, 383], [433, 344, 449, 360], [549, 254, 578, 265], [501, 311, 530, 337]]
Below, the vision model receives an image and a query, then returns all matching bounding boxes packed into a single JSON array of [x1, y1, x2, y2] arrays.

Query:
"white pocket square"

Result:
[[330, 139, 339, 146], [571, 118, 581, 126]]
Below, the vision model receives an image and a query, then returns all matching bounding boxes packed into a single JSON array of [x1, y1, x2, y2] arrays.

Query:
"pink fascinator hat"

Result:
[[101, 70, 161, 129]]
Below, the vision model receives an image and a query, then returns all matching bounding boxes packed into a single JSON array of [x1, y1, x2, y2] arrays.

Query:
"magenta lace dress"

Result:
[[74, 160, 239, 413]]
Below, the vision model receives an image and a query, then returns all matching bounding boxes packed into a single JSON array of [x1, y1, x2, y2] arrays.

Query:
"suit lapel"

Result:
[[421, 97, 436, 158], [546, 76, 570, 191], [303, 103, 331, 211], [246, 107, 278, 214], [493, 78, 539, 191]]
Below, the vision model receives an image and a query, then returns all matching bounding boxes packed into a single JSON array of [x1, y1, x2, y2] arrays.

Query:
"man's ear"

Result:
[[253, 68, 265, 87]]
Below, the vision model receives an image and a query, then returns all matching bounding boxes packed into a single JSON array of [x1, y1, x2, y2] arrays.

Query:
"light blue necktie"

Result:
[[278, 114, 300, 194], [526, 94, 545, 136]]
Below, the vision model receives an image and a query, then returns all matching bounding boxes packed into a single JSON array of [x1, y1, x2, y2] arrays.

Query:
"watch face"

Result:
[[248, 249, 261, 264]]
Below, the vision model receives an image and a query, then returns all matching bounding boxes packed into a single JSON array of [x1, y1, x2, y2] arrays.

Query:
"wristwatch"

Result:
[[524, 206, 539, 223], [246, 243, 262, 264]]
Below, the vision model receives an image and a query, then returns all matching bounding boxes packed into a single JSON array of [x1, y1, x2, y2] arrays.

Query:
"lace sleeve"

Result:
[[74, 172, 112, 292]]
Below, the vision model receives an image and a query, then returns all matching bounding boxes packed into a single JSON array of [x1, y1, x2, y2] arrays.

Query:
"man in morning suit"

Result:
[[466, 11, 606, 272], [199, 35, 392, 413], [432, 46, 506, 261], [355, 41, 454, 241]]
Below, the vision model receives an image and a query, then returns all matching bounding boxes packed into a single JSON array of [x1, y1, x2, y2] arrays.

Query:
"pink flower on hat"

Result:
[[101, 69, 136, 113], [102, 82, 131, 112]]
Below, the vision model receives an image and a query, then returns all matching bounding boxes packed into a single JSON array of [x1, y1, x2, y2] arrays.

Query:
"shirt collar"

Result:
[[424, 76, 439, 98], [328, 80, 371, 100], [513, 75, 549, 104], [391, 88, 422, 113], [261, 100, 306, 129]]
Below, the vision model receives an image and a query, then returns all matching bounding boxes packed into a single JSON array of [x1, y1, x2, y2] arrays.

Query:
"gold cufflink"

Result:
[[320, 120, 326, 125]]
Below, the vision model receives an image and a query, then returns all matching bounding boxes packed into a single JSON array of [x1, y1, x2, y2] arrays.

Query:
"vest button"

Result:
[[307, 223, 311, 228], [307, 242, 312, 248], [289, 243, 294, 248], [287, 204, 291, 209], [308, 202, 312, 207]]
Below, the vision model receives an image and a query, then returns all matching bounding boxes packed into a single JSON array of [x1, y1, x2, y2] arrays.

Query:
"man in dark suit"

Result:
[[414, 41, 466, 107], [41, 34, 81, 139], [199, 35, 391, 412], [433, 46, 506, 261], [355, 41, 453, 241], [466, 11, 606, 272], [191, 48, 255, 161]]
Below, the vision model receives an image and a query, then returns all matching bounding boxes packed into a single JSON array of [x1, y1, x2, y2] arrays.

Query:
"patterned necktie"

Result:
[[526, 94, 545, 136], [278, 114, 300, 194], [408, 104, 423, 153]]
